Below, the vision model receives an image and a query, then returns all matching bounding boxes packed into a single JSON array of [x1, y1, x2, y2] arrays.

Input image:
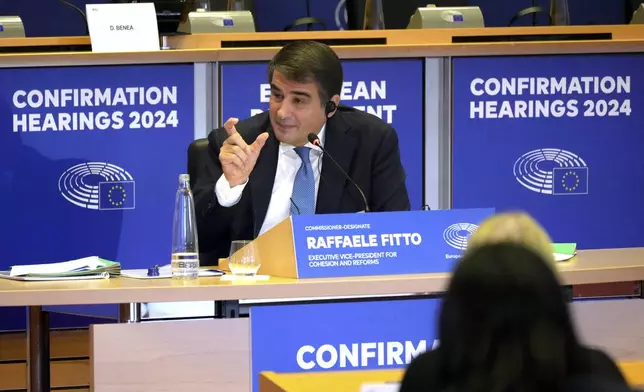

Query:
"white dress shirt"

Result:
[[215, 126, 325, 235]]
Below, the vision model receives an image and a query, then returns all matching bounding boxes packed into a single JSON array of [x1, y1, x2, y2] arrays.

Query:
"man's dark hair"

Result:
[[267, 40, 343, 106]]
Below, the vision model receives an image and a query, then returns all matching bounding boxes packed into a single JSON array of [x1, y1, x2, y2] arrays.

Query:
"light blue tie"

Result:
[[290, 147, 315, 215]]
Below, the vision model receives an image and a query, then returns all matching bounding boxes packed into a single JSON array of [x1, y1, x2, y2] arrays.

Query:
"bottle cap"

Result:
[[147, 265, 160, 277], [179, 174, 190, 182]]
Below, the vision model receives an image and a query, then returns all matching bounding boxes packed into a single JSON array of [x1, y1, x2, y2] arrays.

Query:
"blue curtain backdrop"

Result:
[[0, 0, 629, 37]]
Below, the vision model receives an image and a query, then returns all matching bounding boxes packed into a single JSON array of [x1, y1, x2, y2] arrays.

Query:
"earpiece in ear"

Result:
[[325, 101, 337, 116]]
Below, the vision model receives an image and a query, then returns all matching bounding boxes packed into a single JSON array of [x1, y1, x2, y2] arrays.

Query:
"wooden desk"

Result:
[[1, 248, 644, 307], [2, 25, 644, 68], [259, 363, 644, 391], [1, 25, 644, 391], [259, 369, 402, 392], [1, 248, 644, 391]]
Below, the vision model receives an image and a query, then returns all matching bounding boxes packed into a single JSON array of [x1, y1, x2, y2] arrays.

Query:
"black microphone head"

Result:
[[307, 133, 320, 144]]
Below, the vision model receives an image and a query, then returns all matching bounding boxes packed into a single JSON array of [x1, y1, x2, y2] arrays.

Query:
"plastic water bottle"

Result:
[[171, 174, 199, 279]]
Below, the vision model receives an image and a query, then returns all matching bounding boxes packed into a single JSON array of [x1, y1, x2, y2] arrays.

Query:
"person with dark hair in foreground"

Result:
[[399, 243, 631, 392], [193, 40, 410, 264]]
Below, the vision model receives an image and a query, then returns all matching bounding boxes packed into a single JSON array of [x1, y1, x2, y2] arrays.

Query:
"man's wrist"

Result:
[[228, 177, 249, 188], [215, 174, 247, 207]]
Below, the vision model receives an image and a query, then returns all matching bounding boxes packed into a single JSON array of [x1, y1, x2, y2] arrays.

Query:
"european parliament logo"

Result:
[[443, 223, 479, 251], [58, 162, 136, 210], [513, 148, 589, 196]]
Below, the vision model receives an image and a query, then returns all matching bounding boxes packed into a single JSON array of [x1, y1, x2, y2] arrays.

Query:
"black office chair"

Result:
[[283, 16, 327, 31], [283, 0, 326, 31], [509, 5, 553, 26], [187, 138, 209, 191]]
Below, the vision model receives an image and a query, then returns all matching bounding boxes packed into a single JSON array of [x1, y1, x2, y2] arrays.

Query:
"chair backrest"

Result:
[[187, 138, 209, 190], [283, 16, 327, 31], [509, 5, 553, 26]]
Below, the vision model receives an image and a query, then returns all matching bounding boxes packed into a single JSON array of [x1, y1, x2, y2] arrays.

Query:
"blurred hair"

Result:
[[466, 212, 555, 265], [435, 242, 584, 392]]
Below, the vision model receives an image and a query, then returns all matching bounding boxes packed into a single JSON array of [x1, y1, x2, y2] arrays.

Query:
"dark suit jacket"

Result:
[[399, 346, 630, 392], [192, 106, 411, 265]]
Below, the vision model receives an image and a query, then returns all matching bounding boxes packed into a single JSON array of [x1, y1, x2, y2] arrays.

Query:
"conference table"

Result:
[[3, 24, 644, 391], [1, 247, 644, 391]]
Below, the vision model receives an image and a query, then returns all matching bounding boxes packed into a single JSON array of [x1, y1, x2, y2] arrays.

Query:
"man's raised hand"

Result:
[[219, 117, 269, 187]]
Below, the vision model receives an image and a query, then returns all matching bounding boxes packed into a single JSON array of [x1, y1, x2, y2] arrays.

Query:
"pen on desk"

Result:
[[204, 269, 226, 275]]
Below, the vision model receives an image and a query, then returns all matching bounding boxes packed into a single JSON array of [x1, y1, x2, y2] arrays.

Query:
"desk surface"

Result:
[[0, 248, 643, 307], [259, 369, 402, 392], [2, 25, 644, 68], [259, 362, 644, 391]]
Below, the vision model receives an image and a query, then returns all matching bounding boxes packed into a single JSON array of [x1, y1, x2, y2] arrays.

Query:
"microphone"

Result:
[[58, 0, 89, 35], [290, 197, 301, 215], [307, 133, 370, 213]]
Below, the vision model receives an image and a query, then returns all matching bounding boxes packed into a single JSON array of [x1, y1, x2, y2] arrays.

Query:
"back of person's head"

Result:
[[436, 242, 581, 392], [466, 211, 555, 265], [267, 40, 343, 104]]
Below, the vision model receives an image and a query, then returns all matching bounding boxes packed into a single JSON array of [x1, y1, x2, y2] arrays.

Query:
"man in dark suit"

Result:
[[193, 40, 410, 264]]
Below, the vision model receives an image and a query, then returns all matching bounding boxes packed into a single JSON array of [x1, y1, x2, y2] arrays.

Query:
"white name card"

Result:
[[360, 383, 400, 392], [86, 3, 160, 53]]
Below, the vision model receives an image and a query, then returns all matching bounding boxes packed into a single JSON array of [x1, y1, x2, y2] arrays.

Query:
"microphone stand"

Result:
[[58, 0, 89, 35], [305, 0, 312, 30], [308, 133, 370, 212]]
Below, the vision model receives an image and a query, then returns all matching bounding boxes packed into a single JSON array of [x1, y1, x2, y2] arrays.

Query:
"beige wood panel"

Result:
[[90, 318, 250, 392], [0, 360, 89, 390], [0, 36, 89, 48], [0, 299, 639, 391], [0, 329, 89, 361], [0, 50, 220, 69], [3, 40, 644, 69], [85, 300, 644, 392], [0, 272, 447, 306], [2, 25, 644, 68], [573, 299, 644, 362], [179, 25, 644, 61], [213, 40, 644, 62], [558, 248, 644, 285], [168, 25, 644, 48], [0, 248, 643, 307], [3, 25, 644, 49]]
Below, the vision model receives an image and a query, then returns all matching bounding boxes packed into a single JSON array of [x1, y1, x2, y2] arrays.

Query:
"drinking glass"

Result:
[[228, 240, 260, 277]]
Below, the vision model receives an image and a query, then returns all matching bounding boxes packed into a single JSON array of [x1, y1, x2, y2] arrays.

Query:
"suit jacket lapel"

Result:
[[316, 114, 356, 214], [250, 127, 279, 237]]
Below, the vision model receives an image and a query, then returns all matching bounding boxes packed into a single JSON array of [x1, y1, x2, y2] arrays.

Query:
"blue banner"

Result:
[[452, 54, 644, 249], [220, 59, 425, 209], [0, 63, 195, 328], [290, 208, 494, 278], [250, 298, 438, 392]]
